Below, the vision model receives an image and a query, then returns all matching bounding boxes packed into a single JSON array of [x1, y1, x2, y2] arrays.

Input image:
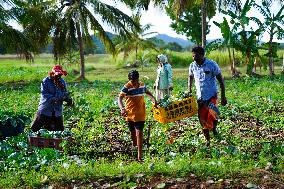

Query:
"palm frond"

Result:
[[241, 0, 254, 18], [90, 0, 140, 34], [250, 17, 263, 27], [253, 2, 270, 19], [275, 4, 284, 18], [220, 9, 238, 19], [84, 8, 115, 54], [275, 25, 284, 39], [0, 22, 35, 59]]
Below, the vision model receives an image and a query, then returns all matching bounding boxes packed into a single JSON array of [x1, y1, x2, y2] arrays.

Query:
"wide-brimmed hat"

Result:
[[49, 65, 68, 76], [157, 54, 168, 63]]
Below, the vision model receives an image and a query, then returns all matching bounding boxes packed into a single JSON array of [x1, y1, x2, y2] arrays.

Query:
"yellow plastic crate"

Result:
[[153, 96, 197, 124]]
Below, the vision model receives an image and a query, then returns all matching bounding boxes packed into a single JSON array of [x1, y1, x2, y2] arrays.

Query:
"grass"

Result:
[[0, 50, 283, 82], [0, 154, 265, 187], [0, 52, 283, 188]]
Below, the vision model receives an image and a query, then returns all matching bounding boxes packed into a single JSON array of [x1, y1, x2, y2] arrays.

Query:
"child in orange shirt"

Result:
[[118, 70, 157, 161]]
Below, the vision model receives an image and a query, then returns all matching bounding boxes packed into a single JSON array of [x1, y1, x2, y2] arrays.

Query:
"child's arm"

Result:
[[118, 96, 127, 117], [146, 89, 158, 105]]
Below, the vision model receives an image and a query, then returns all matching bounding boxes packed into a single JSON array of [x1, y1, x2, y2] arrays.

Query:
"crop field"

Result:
[[0, 54, 283, 188]]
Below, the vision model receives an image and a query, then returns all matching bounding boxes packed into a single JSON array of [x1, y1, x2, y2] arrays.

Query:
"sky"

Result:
[[102, 0, 284, 43], [8, 0, 283, 43]]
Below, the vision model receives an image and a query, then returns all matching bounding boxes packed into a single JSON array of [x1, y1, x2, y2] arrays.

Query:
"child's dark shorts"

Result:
[[127, 121, 145, 132]]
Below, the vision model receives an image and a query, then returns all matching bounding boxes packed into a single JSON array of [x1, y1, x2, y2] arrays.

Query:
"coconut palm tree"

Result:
[[115, 12, 158, 60], [54, 0, 140, 79]]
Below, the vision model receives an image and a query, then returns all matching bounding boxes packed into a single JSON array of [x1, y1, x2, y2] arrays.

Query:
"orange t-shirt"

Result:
[[119, 81, 147, 122]]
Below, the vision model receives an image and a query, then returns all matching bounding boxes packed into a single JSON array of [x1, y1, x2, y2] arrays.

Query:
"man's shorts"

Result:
[[127, 121, 145, 132]]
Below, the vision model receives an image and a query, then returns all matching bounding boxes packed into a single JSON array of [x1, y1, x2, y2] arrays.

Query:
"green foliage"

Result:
[[219, 0, 263, 75], [0, 1, 36, 59], [13, 0, 57, 54], [0, 55, 283, 188], [164, 42, 183, 52], [207, 18, 233, 54], [30, 129, 73, 139], [114, 12, 158, 60], [166, 4, 209, 46], [167, 51, 192, 67]]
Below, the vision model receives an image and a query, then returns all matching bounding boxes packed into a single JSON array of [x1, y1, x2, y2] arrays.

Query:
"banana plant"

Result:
[[207, 17, 240, 77], [254, 1, 284, 75], [220, 0, 263, 75]]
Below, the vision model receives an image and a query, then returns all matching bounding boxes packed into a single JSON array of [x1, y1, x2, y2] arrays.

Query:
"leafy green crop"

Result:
[[0, 60, 283, 188]]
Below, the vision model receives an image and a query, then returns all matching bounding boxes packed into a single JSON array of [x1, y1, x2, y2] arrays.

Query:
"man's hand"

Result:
[[153, 100, 159, 108], [184, 91, 192, 97], [221, 97, 227, 106], [120, 108, 127, 117], [153, 85, 157, 90], [65, 97, 74, 106]]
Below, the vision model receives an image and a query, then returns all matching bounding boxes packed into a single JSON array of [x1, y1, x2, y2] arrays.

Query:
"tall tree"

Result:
[[54, 0, 140, 79], [139, 0, 239, 48], [254, 1, 284, 75], [170, 0, 216, 48], [166, 4, 210, 46]]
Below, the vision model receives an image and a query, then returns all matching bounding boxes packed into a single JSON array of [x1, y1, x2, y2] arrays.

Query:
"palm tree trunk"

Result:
[[268, 31, 274, 76], [76, 22, 85, 79], [201, 0, 207, 48]]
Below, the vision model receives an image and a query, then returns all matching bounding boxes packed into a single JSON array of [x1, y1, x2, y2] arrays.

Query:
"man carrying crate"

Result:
[[188, 46, 227, 147]]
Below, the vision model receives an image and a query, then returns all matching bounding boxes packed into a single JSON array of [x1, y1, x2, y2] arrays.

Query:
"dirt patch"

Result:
[[49, 170, 284, 189]]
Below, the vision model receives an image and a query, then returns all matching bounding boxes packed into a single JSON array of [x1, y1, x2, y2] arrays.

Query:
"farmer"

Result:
[[154, 54, 173, 100], [118, 70, 157, 162], [31, 65, 73, 132], [188, 46, 227, 147]]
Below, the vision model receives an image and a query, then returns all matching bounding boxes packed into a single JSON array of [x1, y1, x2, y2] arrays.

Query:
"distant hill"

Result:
[[153, 34, 193, 47], [38, 32, 193, 54], [91, 32, 117, 54], [91, 33, 193, 53], [39, 33, 284, 54]]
